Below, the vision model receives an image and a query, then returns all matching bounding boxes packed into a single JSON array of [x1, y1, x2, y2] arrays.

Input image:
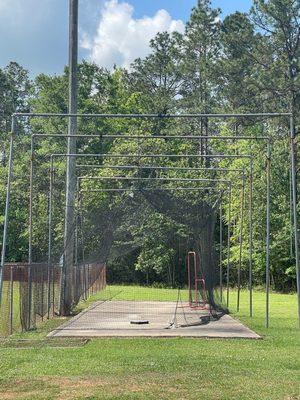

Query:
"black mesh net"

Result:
[[0, 125, 240, 336], [0, 157, 229, 335], [67, 178, 228, 332]]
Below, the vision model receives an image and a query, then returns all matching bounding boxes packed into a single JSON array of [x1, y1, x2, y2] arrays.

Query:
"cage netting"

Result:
[[69, 176, 228, 331]]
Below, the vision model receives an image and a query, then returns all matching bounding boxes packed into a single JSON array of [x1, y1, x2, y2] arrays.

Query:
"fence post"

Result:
[[28, 266, 32, 330], [9, 267, 14, 335]]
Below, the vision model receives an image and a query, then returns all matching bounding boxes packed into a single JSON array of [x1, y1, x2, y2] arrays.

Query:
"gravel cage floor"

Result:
[[48, 300, 261, 339]]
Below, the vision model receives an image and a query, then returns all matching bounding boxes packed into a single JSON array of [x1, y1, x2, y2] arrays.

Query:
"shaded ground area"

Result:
[[48, 300, 260, 339]]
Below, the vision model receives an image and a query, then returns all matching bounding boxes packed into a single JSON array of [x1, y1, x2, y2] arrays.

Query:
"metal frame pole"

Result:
[[9, 267, 14, 335], [29, 136, 34, 264], [289, 168, 294, 259], [13, 112, 292, 118], [249, 160, 254, 317], [76, 165, 247, 174], [51, 153, 253, 160], [266, 140, 271, 328], [237, 176, 245, 311], [0, 117, 16, 304], [47, 158, 54, 318], [28, 265, 32, 330], [75, 179, 81, 267], [78, 176, 232, 184], [80, 187, 231, 193], [78, 193, 87, 300], [226, 184, 232, 308], [290, 116, 300, 327], [219, 203, 223, 301], [48, 158, 54, 266], [32, 133, 270, 141]]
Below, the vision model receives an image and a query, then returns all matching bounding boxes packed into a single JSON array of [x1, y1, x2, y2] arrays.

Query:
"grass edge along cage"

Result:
[[0, 112, 298, 334]]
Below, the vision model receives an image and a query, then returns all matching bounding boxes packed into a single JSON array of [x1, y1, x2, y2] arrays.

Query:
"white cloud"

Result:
[[80, 0, 185, 70]]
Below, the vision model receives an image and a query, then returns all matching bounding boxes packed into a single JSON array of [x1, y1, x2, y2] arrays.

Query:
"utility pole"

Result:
[[60, 0, 78, 315]]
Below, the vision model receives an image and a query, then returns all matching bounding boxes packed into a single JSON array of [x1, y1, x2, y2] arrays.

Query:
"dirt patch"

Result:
[[0, 374, 179, 400]]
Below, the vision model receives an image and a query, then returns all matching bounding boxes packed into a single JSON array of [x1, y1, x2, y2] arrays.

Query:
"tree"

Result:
[[180, 0, 221, 158], [181, 0, 221, 114], [219, 12, 262, 112], [0, 62, 31, 133], [129, 32, 184, 115], [251, 0, 300, 118]]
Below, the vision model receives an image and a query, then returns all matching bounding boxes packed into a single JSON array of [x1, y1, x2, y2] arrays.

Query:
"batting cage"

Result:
[[0, 112, 298, 335]]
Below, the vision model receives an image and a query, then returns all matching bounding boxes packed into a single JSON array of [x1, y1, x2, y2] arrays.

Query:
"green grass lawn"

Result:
[[0, 287, 299, 400]]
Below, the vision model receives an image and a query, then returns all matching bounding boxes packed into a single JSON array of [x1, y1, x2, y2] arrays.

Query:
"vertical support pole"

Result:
[[226, 184, 232, 308], [0, 117, 16, 305], [28, 266, 32, 330], [187, 253, 191, 306], [33, 267, 37, 327], [194, 252, 198, 305], [88, 264, 91, 297], [74, 181, 80, 301], [266, 140, 271, 328], [249, 160, 254, 317], [61, 0, 78, 315], [75, 225, 78, 265], [41, 268, 44, 322], [79, 193, 87, 299], [47, 157, 54, 318], [47, 265, 51, 320], [219, 203, 223, 301], [86, 267, 88, 299], [75, 187, 79, 267], [289, 169, 294, 259], [52, 265, 55, 317], [290, 115, 300, 328], [48, 157, 54, 266], [9, 267, 14, 335], [237, 176, 245, 312], [83, 265, 85, 300], [29, 136, 34, 264]]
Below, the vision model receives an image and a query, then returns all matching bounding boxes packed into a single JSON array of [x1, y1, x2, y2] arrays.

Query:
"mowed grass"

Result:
[[0, 287, 299, 400]]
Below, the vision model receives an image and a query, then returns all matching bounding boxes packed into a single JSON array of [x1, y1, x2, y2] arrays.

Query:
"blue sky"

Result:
[[0, 0, 253, 77], [131, 1, 252, 20]]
